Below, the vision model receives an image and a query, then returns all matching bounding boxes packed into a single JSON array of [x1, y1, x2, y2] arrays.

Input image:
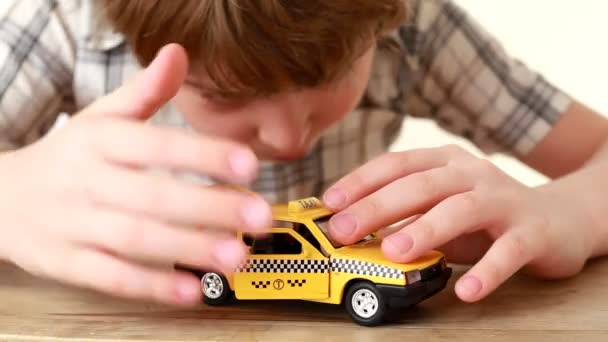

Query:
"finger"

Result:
[[83, 43, 188, 120], [434, 232, 493, 265], [92, 119, 259, 183], [381, 191, 502, 263], [454, 229, 537, 302], [60, 246, 202, 306], [322, 146, 456, 211], [375, 215, 421, 238], [328, 166, 473, 245], [86, 164, 272, 231], [69, 207, 249, 274]]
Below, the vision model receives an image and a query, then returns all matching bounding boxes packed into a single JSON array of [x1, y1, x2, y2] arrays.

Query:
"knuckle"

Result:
[[66, 118, 92, 142], [412, 217, 437, 246], [160, 130, 210, 169], [135, 129, 170, 163], [343, 169, 367, 194], [387, 151, 415, 174], [483, 262, 502, 285], [112, 216, 146, 251], [154, 129, 181, 157], [59, 250, 92, 288], [10, 245, 51, 278], [504, 233, 531, 262], [385, 151, 407, 165], [79, 172, 104, 203], [412, 171, 437, 196], [73, 118, 109, 154], [139, 188, 165, 212], [360, 196, 382, 216], [473, 158, 501, 177], [528, 216, 552, 254], [442, 143, 467, 156], [455, 192, 482, 225], [104, 272, 131, 297], [138, 178, 174, 213]]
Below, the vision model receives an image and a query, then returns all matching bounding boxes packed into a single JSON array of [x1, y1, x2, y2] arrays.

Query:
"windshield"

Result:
[[313, 216, 374, 248]]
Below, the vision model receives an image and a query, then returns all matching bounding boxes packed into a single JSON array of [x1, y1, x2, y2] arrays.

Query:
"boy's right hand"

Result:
[[0, 44, 272, 306]]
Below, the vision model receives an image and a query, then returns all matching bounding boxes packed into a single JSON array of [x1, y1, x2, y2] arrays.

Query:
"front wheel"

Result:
[[345, 282, 387, 326], [200, 272, 233, 305]]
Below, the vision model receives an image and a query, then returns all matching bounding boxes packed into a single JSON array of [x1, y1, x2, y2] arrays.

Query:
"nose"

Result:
[[258, 118, 310, 153], [254, 91, 313, 156]]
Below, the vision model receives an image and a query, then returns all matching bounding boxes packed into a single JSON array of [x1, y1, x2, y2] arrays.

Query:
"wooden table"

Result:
[[1, 258, 608, 342]]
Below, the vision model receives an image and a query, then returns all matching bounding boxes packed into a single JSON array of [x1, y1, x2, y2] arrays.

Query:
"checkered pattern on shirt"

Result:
[[236, 259, 330, 273], [330, 258, 405, 280], [0, 0, 572, 203]]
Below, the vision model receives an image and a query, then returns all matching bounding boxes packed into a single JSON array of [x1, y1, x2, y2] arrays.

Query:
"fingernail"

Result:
[[331, 214, 357, 236], [176, 280, 200, 302], [229, 149, 257, 180], [384, 233, 414, 255], [240, 199, 271, 231], [457, 275, 482, 299], [213, 240, 247, 270], [324, 189, 346, 209]]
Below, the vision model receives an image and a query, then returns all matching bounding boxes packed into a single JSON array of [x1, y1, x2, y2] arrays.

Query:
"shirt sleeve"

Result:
[[0, 0, 76, 151], [389, 0, 573, 156]]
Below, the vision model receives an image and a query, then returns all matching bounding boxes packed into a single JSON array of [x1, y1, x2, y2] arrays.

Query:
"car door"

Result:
[[234, 227, 329, 300]]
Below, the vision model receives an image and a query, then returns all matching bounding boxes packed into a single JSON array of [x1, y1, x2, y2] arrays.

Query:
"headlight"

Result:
[[405, 270, 421, 284]]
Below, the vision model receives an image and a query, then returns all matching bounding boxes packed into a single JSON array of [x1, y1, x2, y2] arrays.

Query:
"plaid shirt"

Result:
[[0, 0, 571, 204]]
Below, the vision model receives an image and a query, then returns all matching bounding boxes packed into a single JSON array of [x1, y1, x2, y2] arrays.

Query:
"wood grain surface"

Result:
[[1, 258, 608, 341]]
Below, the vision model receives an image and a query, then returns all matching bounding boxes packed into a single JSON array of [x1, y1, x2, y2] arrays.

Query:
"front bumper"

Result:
[[376, 260, 453, 308]]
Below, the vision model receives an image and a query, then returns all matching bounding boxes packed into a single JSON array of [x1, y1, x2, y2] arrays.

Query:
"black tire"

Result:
[[199, 272, 233, 305], [344, 282, 387, 327]]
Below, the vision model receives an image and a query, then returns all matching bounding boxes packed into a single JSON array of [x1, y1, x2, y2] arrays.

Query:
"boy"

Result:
[[1, 0, 607, 308]]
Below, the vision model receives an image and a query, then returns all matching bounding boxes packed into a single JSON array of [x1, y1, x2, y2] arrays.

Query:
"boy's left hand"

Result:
[[322, 144, 594, 302]]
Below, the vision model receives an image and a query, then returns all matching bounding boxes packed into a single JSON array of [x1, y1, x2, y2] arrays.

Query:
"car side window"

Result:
[[296, 224, 322, 252], [273, 220, 322, 253], [272, 220, 295, 229], [242, 235, 254, 247], [250, 233, 302, 255]]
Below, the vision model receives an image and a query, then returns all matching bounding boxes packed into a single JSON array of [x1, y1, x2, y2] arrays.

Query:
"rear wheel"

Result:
[[200, 272, 233, 305], [344, 282, 387, 326]]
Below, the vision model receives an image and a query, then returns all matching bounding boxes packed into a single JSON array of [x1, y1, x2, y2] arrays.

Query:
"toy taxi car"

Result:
[[179, 197, 452, 326]]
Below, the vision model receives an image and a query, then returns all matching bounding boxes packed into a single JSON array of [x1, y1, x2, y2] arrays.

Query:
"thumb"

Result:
[[83, 43, 189, 120]]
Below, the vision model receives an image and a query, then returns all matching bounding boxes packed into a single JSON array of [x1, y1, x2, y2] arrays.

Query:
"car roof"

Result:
[[271, 197, 333, 221], [224, 185, 333, 222]]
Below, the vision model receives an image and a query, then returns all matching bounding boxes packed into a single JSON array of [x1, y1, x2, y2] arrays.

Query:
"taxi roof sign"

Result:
[[288, 197, 324, 213]]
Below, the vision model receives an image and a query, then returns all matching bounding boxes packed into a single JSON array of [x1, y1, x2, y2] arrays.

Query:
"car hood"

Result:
[[332, 238, 444, 272]]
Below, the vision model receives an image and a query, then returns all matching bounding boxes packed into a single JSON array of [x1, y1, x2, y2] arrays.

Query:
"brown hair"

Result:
[[98, 0, 408, 99]]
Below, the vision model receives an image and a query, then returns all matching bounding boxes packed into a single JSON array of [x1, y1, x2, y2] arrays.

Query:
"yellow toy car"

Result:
[[179, 197, 452, 326]]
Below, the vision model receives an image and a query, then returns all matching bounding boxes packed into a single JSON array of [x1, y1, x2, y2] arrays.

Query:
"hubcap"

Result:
[[351, 288, 379, 318], [201, 273, 224, 299]]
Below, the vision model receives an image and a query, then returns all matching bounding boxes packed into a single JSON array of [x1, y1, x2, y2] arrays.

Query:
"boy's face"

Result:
[[172, 47, 375, 162]]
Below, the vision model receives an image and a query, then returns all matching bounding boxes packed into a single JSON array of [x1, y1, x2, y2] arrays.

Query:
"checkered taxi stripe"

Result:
[[236, 259, 329, 273], [287, 279, 306, 287], [331, 258, 404, 279], [251, 281, 271, 289], [237, 258, 404, 279]]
